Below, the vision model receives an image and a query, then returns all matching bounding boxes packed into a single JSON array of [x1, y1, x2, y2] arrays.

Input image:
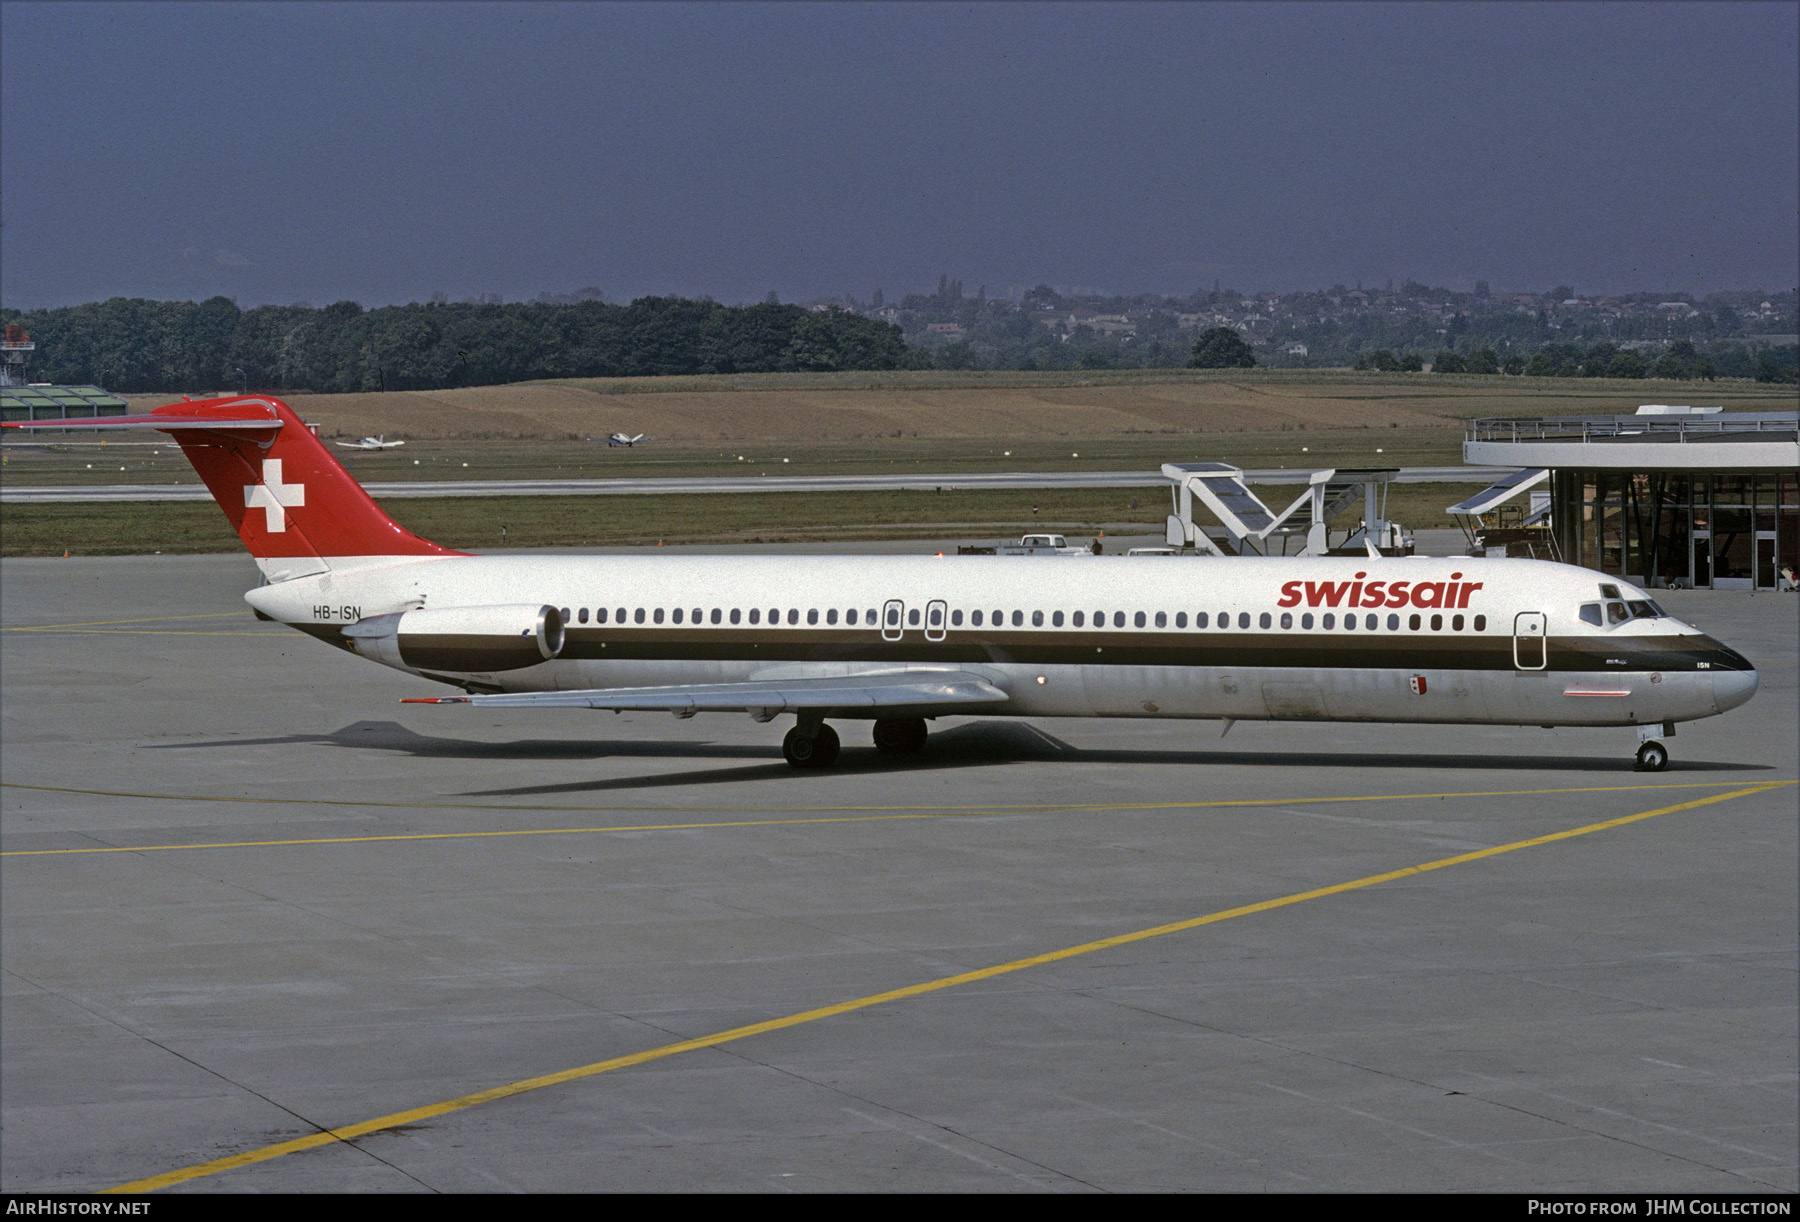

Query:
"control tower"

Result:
[[1, 324, 34, 387]]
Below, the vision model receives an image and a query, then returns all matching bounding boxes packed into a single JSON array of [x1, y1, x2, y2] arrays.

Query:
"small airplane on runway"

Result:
[[336, 435, 405, 450], [594, 432, 648, 447], [1, 397, 1760, 772]]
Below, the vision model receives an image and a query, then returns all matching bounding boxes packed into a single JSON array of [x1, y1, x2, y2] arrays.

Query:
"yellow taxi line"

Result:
[[103, 779, 1790, 1193], [3, 779, 1786, 857]]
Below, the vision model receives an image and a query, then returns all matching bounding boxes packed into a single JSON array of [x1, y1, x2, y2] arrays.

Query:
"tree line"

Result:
[[0, 296, 918, 394], [1350, 338, 1796, 382]]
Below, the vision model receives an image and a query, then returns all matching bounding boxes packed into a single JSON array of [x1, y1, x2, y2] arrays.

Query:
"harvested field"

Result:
[[0, 483, 1488, 556], [121, 369, 1796, 444]]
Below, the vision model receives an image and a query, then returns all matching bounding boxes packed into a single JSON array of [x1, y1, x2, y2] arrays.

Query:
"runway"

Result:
[[0, 465, 1507, 503], [2, 552, 1794, 1193]]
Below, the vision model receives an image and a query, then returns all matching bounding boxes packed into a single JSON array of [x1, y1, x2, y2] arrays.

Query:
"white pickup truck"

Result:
[[997, 533, 1092, 556]]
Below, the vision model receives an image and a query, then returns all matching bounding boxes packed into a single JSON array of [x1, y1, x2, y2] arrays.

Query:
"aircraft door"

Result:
[[924, 599, 948, 642], [882, 599, 905, 642], [1512, 611, 1547, 670]]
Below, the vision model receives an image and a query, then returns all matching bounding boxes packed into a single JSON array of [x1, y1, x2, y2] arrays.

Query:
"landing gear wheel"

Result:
[[1634, 740, 1669, 772], [783, 723, 840, 769], [872, 717, 929, 756]]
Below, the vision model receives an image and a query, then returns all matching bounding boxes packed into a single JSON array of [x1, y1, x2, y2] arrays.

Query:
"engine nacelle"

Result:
[[344, 604, 564, 674]]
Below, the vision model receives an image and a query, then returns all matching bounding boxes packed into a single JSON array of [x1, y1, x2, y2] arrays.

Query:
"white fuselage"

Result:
[[245, 553, 1757, 730]]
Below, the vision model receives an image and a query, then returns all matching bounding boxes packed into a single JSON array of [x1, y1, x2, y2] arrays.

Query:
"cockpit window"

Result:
[[1579, 603, 1603, 626], [1627, 600, 1659, 619], [1599, 584, 1621, 599], [1605, 601, 1629, 624]]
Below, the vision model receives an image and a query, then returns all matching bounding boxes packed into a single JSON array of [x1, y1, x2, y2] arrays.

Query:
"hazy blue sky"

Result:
[[3, 1, 1795, 308]]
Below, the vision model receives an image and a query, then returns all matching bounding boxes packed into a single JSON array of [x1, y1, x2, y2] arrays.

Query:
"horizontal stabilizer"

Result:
[[1, 412, 281, 432], [404, 671, 1010, 714]]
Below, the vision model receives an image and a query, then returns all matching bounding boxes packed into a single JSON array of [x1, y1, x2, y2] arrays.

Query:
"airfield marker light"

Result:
[[1036, 675, 1047, 685]]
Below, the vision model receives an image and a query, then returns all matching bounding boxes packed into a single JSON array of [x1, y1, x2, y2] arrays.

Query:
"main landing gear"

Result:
[[1633, 721, 1675, 772], [872, 717, 929, 757], [781, 717, 931, 769], [782, 722, 840, 769]]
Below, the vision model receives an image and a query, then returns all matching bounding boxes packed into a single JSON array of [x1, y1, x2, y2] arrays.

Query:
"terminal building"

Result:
[[1457, 406, 1799, 592]]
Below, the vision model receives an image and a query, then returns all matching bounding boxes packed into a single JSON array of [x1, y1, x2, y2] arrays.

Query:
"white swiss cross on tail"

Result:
[[244, 459, 305, 532]]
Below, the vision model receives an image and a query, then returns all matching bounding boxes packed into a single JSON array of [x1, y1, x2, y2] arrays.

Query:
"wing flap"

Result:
[[403, 672, 1009, 713]]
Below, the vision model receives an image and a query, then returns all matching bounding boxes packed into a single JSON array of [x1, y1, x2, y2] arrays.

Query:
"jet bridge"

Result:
[[1162, 463, 1410, 557], [1446, 467, 1556, 559]]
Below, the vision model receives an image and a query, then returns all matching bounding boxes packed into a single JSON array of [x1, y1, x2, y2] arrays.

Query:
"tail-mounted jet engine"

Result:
[[344, 604, 564, 674]]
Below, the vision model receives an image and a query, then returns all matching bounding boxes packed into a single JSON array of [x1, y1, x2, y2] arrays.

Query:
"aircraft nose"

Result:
[[1711, 666, 1758, 713]]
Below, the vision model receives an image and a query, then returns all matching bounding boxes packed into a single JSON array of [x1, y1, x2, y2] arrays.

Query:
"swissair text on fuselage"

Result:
[[1277, 572, 1484, 611]]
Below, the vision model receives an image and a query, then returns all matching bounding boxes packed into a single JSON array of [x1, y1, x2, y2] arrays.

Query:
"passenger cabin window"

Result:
[[729, 609, 741, 624], [577, 608, 589, 623], [634, 608, 646, 624], [671, 608, 682, 624], [971, 610, 984, 627], [1072, 611, 1084, 627], [749, 609, 760, 625], [1451, 614, 1464, 631], [1258, 612, 1271, 629], [1238, 613, 1251, 629], [1473, 615, 1486, 631], [807, 609, 819, 625], [1322, 613, 1334, 629], [653, 608, 665, 624], [1280, 612, 1292, 629], [1013, 611, 1024, 627], [1196, 612, 1209, 628], [596, 608, 609, 624]]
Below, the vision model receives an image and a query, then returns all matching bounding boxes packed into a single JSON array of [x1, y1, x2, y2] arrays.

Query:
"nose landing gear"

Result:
[[1633, 721, 1675, 772]]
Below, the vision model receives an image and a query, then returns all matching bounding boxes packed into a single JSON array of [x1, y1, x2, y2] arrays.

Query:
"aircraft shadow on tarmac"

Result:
[[154, 718, 1770, 798]]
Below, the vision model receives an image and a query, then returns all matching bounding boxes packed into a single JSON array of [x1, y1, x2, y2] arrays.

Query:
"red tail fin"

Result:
[[160, 397, 460, 560], [1, 396, 460, 561]]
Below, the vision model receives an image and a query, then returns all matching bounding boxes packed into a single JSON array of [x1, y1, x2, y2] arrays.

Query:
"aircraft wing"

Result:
[[403, 671, 1009, 715]]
